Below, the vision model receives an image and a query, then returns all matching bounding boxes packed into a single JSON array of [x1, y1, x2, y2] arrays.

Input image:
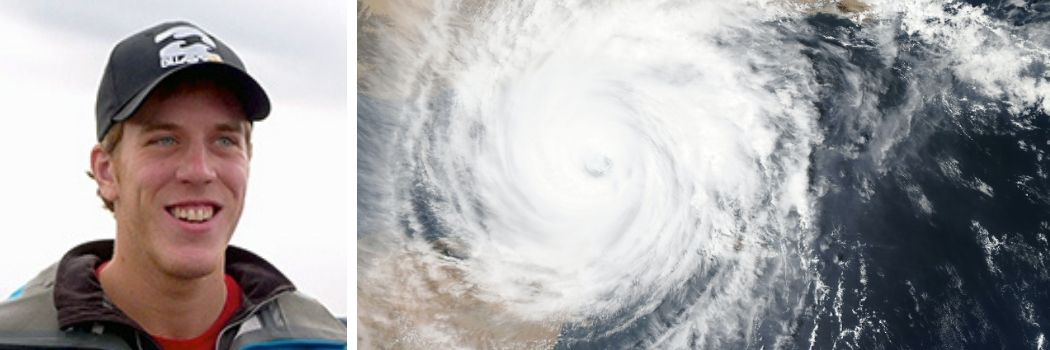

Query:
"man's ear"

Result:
[[90, 145, 119, 202]]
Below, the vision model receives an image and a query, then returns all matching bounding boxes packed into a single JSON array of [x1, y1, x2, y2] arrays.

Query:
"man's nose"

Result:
[[176, 142, 217, 184]]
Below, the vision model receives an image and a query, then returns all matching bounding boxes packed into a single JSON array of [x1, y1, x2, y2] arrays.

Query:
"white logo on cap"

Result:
[[154, 25, 223, 68]]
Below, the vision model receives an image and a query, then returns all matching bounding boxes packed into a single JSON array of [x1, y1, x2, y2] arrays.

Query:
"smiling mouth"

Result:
[[166, 204, 221, 223]]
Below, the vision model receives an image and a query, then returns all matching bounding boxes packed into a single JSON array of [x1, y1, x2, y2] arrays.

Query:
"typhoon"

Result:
[[359, 0, 1050, 348]]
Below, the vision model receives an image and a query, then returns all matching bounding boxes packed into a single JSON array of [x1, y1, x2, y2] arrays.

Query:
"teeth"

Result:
[[172, 205, 214, 222]]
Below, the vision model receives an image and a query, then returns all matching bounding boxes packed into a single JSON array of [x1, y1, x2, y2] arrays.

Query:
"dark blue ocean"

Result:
[[802, 3, 1050, 347], [358, 1, 1050, 348]]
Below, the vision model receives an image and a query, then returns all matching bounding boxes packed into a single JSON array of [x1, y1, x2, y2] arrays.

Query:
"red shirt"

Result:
[[96, 263, 244, 350], [153, 275, 242, 350]]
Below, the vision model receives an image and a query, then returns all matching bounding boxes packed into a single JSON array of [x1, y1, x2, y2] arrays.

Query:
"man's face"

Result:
[[98, 81, 250, 279]]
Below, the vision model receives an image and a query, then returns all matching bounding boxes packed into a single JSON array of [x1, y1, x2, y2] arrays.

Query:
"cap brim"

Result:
[[111, 62, 270, 125]]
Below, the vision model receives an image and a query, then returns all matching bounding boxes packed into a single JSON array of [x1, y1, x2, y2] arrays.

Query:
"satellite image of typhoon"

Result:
[[358, 0, 1050, 348]]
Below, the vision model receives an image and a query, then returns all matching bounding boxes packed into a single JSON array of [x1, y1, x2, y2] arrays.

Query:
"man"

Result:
[[0, 21, 346, 349]]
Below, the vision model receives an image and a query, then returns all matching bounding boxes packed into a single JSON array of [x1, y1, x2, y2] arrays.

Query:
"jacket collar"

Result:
[[53, 240, 296, 329]]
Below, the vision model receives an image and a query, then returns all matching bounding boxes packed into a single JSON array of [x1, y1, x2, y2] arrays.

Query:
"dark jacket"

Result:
[[0, 240, 346, 349]]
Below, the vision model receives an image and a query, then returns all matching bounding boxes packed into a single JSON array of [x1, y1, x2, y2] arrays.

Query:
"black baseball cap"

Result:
[[95, 21, 270, 141]]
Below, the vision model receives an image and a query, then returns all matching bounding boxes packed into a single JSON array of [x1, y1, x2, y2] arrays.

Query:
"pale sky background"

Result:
[[0, 1, 348, 316]]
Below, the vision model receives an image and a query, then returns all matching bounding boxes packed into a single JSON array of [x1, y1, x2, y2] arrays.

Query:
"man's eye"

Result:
[[217, 136, 237, 147], [151, 136, 177, 146]]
